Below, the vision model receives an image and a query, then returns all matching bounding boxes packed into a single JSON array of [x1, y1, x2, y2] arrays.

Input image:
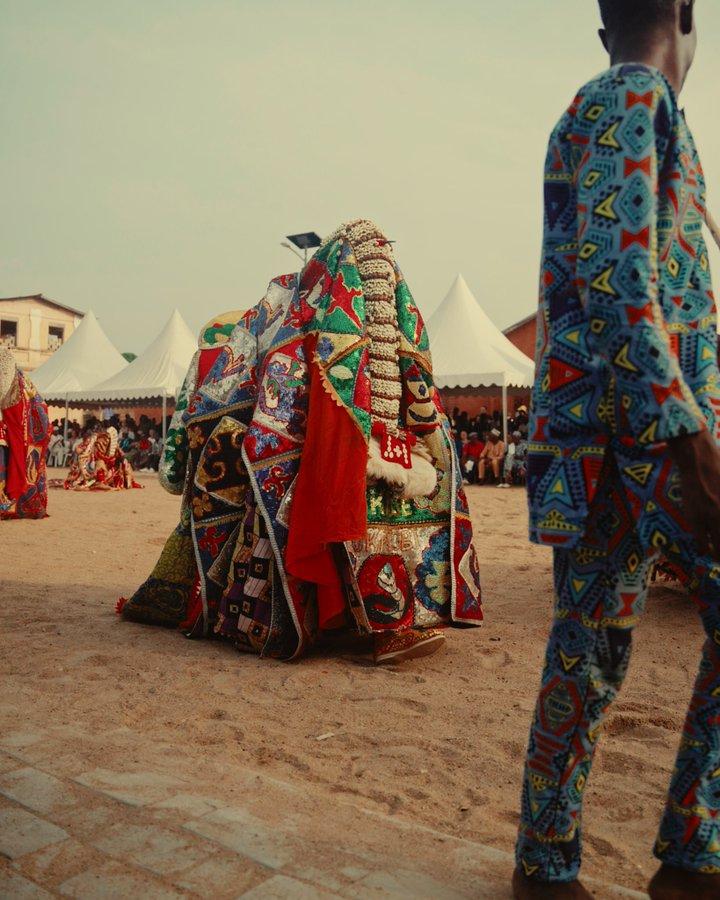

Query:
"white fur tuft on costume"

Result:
[[367, 436, 437, 500]]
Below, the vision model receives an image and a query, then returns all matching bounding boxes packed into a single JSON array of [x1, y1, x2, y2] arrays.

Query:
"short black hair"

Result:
[[598, 0, 677, 35]]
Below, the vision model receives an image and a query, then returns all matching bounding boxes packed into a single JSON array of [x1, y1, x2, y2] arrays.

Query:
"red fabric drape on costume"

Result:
[[2, 398, 29, 501], [285, 336, 368, 630]]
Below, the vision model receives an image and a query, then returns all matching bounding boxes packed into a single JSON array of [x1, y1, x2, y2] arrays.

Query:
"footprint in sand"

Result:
[[606, 712, 679, 742], [498, 807, 521, 827], [647, 713, 679, 731], [605, 713, 644, 735], [597, 747, 651, 775], [404, 786, 430, 802], [585, 832, 624, 862], [478, 649, 511, 670]]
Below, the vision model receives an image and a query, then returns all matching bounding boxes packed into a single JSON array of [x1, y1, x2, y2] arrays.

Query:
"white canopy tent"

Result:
[[66, 309, 197, 441], [427, 274, 535, 441], [31, 309, 128, 401]]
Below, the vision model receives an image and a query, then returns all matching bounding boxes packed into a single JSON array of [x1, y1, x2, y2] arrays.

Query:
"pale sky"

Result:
[[2, 0, 720, 354]]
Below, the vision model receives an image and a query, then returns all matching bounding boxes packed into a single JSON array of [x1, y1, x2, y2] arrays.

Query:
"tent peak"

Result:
[[30, 306, 128, 398], [448, 271, 474, 292], [67, 306, 197, 403], [437, 273, 485, 317], [448, 273, 472, 294], [161, 308, 191, 330], [426, 273, 535, 390]]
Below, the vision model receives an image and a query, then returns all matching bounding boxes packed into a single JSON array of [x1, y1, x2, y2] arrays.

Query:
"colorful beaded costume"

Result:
[[120, 220, 482, 659]]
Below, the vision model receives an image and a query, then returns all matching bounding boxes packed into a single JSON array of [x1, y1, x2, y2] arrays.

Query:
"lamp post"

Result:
[[281, 231, 322, 266], [280, 242, 306, 264]]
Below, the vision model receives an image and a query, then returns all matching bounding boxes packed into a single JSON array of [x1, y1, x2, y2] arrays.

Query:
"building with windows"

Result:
[[0, 294, 84, 372]]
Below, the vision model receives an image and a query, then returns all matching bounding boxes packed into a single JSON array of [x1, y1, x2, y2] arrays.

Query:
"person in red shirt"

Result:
[[461, 432, 485, 484]]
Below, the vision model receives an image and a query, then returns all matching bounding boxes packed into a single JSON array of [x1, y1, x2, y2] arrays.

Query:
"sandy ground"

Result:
[[1, 472, 705, 894]]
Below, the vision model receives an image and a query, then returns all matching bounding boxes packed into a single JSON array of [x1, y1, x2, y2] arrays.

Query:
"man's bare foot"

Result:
[[648, 864, 720, 900], [512, 868, 594, 899]]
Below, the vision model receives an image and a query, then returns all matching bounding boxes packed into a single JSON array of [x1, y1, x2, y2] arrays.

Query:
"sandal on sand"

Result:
[[373, 628, 446, 665]]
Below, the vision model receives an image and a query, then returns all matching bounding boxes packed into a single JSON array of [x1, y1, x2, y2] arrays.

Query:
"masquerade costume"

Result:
[[120, 220, 482, 661], [63, 426, 142, 491], [0, 347, 50, 520]]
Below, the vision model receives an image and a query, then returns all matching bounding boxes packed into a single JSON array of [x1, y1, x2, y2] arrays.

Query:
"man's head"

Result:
[[598, 1, 697, 83], [490, 429, 501, 444]]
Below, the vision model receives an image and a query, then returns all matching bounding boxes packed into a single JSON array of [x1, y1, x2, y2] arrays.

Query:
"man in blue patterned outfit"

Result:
[[513, 3, 720, 898]]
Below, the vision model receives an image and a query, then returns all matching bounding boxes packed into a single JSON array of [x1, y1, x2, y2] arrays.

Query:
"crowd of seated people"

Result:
[[45, 413, 167, 471], [48, 404, 528, 485], [450, 405, 529, 487]]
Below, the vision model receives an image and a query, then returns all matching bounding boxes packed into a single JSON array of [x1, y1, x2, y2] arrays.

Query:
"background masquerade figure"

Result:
[[63, 426, 142, 491], [120, 219, 482, 664], [0, 346, 50, 520]]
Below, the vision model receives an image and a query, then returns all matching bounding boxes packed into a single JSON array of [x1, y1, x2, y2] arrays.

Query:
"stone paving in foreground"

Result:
[[0, 728, 646, 899]]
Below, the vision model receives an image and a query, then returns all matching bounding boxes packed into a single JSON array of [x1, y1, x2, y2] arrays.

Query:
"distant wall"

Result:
[[504, 315, 537, 360], [439, 386, 530, 420]]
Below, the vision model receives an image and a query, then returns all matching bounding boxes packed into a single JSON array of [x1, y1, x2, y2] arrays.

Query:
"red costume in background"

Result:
[[0, 350, 50, 520]]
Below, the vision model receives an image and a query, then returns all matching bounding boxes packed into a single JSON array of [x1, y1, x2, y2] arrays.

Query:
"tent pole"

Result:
[[161, 394, 167, 445], [502, 378, 508, 446], [63, 396, 69, 442]]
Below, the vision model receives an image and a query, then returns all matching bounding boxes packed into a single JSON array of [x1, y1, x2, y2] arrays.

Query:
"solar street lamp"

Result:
[[281, 231, 322, 266]]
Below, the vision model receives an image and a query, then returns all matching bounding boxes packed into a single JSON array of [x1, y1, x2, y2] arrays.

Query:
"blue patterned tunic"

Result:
[[528, 63, 720, 548]]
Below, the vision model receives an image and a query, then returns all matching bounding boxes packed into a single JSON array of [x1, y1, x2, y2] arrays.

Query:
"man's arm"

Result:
[[576, 79, 705, 445], [577, 77, 720, 557]]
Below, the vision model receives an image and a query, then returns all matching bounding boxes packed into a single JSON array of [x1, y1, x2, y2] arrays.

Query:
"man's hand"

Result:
[[669, 430, 720, 560]]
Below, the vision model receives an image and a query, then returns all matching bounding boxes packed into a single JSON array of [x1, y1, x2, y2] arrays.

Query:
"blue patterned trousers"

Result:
[[516, 450, 720, 881]]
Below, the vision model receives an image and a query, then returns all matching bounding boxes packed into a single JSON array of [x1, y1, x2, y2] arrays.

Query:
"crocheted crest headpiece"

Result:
[[323, 219, 402, 437], [321, 219, 437, 499], [0, 347, 19, 410]]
